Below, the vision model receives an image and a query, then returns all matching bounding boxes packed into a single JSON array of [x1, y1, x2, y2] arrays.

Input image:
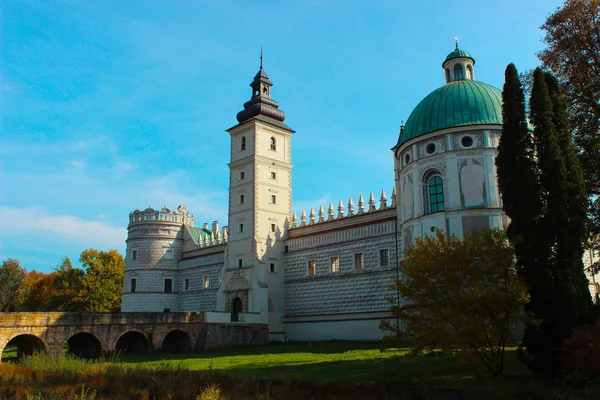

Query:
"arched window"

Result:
[[445, 68, 450, 83], [423, 172, 444, 214], [466, 65, 473, 80], [454, 64, 464, 80], [241, 136, 246, 151], [270, 136, 276, 151]]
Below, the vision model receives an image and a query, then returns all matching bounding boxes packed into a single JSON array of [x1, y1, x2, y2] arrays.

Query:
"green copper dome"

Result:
[[444, 48, 474, 63], [395, 80, 502, 147]]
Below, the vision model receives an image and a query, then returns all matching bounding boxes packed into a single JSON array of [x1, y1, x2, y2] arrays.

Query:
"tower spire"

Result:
[[454, 36, 459, 49], [260, 46, 263, 69]]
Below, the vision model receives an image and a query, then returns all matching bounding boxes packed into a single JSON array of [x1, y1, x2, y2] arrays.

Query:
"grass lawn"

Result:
[[1, 341, 598, 399], [0, 345, 17, 362], [118, 341, 527, 386]]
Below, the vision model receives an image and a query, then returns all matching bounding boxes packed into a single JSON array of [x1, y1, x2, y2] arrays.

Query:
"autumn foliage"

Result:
[[381, 229, 530, 376]]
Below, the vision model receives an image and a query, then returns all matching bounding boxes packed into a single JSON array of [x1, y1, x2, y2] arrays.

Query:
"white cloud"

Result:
[[0, 207, 126, 250]]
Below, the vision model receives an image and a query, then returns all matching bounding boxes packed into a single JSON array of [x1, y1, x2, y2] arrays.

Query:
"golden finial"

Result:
[[454, 36, 459, 49]]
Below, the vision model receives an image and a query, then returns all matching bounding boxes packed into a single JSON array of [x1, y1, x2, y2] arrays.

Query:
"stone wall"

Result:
[[197, 323, 269, 350]]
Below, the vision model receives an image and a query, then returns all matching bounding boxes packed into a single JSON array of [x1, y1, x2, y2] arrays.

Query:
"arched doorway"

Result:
[[115, 331, 150, 354], [1, 334, 46, 362], [161, 330, 191, 353], [67, 332, 102, 359], [231, 297, 243, 322]]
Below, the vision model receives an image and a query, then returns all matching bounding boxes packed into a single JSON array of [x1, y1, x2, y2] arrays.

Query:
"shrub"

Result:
[[563, 323, 600, 382]]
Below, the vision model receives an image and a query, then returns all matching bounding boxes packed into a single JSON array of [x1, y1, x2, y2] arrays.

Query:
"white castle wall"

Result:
[[283, 206, 399, 341]]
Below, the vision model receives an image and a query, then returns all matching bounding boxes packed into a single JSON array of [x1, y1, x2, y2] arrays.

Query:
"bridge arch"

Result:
[[67, 332, 102, 359], [115, 330, 150, 354], [161, 329, 192, 353], [1, 334, 47, 361]]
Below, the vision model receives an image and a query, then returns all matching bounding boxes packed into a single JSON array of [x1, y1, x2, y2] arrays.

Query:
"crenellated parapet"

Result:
[[195, 221, 229, 248], [290, 187, 397, 229], [129, 205, 195, 226]]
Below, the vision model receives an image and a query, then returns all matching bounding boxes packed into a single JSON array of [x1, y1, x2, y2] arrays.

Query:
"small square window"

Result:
[[354, 253, 363, 269], [240, 194, 245, 204], [271, 223, 276, 232], [380, 249, 389, 266], [270, 171, 277, 179], [184, 278, 190, 291], [132, 250, 138, 260], [238, 259, 243, 268], [130, 278, 137, 293], [271, 195, 277, 204], [165, 249, 173, 259], [269, 263, 276, 272], [308, 260, 316, 276], [203, 276, 209, 288], [164, 279, 173, 293], [330, 257, 339, 273], [239, 223, 244, 232], [240, 171, 245, 180]]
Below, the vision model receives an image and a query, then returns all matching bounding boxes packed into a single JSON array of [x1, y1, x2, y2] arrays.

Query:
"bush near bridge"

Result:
[[1, 341, 599, 400]]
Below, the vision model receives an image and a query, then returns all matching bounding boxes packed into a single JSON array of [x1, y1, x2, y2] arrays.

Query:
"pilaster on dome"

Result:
[[234, 51, 293, 131]]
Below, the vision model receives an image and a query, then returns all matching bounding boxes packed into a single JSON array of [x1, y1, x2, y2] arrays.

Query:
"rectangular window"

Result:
[[270, 136, 276, 151], [184, 278, 190, 291], [130, 278, 137, 293], [354, 253, 363, 269], [380, 249, 389, 266], [270, 171, 277, 179], [164, 279, 173, 293], [165, 249, 173, 259], [271, 223, 276, 232], [238, 259, 243, 268], [132, 250, 137, 260], [239, 223, 244, 232], [308, 260, 316, 276], [203, 276, 209, 288], [330, 256, 339, 273], [271, 195, 277, 204], [240, 171, 245, 180], [240, 194, 245, 204], [241, 136, 246, 151], [269, 263, 276, 272]]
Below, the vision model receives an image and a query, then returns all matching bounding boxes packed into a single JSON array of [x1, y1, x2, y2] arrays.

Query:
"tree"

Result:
[[380, 229, 529, 376], [53, 256, 86, 311], [517, 68, 595, 375], [79, 249, 124, 312], [539, 0, 600, 260], [21, 271, 60, 311], [0, 258, 27, 312]]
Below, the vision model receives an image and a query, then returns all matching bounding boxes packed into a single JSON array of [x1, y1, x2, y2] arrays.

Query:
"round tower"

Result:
[[392, 43, 505, 256], [121, 205, 195, 312]]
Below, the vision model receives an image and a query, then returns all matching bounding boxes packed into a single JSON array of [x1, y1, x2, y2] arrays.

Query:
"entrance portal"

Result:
[[231, 297, 243, 322]]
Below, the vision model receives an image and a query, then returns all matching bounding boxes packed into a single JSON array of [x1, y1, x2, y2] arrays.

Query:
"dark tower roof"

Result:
[[234, 55, 293, 131]]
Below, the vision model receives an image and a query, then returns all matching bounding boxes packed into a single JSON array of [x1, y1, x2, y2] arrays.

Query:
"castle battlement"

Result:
[[290, 187, 397, 229], [129, 204, 195, 226]]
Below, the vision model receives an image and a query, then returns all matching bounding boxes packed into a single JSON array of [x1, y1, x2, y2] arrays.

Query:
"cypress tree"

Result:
[[525, 68, 594, 375], [496, 65, 550, 373], [544, 72, 593, 326]]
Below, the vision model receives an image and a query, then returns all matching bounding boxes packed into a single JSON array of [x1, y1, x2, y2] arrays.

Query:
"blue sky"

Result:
[[1, 0, 563, 272]]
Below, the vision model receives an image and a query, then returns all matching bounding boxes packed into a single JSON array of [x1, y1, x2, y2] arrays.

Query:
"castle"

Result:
[[121, 45, 600, 341]]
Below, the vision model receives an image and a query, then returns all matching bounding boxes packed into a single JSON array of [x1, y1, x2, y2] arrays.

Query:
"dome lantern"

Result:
[[442, 38, 475, 83]]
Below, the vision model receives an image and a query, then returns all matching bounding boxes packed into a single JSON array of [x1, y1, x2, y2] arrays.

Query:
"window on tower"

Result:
[[164, 279, 173, 293], [271, 195, 277, 204], [271, 223, 276, 232], [239, 223, 244, 232], [241, 136, 246, 151], [466, 65, 473, 80], [240, 171, 245, 180], [270, 171, 277, 180], [240, 194, 245, 204], [454, 64, 464, 80], [423, 171, 445, 214], [307, 260, 316, 276], [130, 278, 137, 293], [270, 136, 276, 151]]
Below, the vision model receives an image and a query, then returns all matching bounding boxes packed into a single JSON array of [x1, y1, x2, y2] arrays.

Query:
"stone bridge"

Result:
[[0, 312, 268, 361]]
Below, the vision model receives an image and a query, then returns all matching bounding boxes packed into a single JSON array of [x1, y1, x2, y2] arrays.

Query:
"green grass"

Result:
[[117, 341, 526, 386], [1, 345, 17, 362]]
